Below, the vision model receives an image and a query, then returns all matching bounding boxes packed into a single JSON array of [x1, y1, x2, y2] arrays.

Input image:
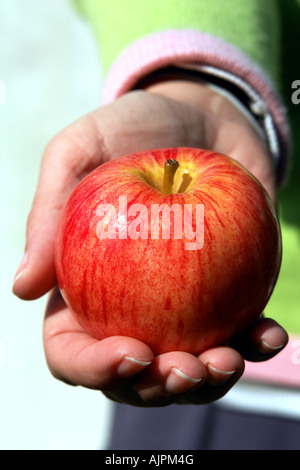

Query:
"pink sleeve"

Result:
[[101, 30, 290, 183]]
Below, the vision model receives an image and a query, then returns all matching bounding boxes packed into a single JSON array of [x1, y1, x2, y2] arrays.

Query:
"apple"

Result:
[[54, 147, 281, 355]]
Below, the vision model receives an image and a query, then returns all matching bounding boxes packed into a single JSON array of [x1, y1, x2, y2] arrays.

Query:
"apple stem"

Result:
[[163, 159, 180, 195]]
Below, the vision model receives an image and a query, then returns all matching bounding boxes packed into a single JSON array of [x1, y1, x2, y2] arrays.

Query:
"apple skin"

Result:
[[54, 147, 282, 356]]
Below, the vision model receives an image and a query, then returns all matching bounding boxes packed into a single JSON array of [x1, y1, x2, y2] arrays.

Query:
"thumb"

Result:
[[12, 190, 61, 301], [13, 140, 69, 300], [12, 117, 106, 300]]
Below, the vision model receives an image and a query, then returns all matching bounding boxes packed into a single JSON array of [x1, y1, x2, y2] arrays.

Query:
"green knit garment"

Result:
[[72, 0, 281, 87]]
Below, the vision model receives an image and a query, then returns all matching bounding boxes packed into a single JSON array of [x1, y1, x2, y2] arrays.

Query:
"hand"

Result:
[[43, 286, 287, 407], [13, 79, 288, 407]]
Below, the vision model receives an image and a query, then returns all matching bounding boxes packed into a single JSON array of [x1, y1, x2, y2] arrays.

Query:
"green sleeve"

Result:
[[71, 0, 280, 85]]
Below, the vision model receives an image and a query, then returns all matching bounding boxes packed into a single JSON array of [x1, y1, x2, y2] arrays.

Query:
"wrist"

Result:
[[144, 76, 272, 151], [143, 77, 252, 124], [143, 77, 277, 201]]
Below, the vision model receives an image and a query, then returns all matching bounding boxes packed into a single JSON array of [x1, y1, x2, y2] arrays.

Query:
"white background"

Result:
[[0, 0, 113, 450]]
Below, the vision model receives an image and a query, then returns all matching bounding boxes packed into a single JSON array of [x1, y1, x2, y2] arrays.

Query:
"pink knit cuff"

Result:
[[101, 30, 290, 181]]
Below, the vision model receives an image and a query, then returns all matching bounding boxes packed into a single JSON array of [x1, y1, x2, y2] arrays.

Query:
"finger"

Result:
[[179, 346, 245, 405], [12, 116, 108, 300], [43, 287, 154, 390], [130, 352, 207, 406], [231, 317, 289, 362], [199, 346, 244, 385]]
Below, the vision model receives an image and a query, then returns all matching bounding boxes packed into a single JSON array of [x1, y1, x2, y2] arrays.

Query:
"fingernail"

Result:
[[207, 364, 236, 386], [117, 356, 152, 377], [165, 368, 203, 394], [259, 340, 285, 354], [13, 252, 28, 285], [259, 325, 287, 354]]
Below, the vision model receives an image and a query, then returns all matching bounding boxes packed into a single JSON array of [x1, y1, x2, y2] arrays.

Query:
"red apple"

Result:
[[54, 147, 281, 355]]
